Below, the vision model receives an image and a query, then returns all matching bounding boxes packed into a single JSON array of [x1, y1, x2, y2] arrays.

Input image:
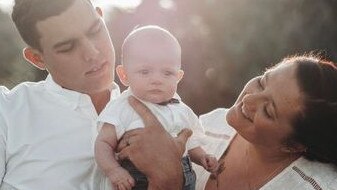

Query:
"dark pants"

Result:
[[120, 156, 196, 190]]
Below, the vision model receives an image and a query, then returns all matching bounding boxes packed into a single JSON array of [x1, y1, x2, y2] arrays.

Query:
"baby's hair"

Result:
[[121, 25, 181, 66]]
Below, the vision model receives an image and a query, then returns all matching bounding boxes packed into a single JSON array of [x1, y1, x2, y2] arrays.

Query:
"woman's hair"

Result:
[[287, 55, 337, 167]]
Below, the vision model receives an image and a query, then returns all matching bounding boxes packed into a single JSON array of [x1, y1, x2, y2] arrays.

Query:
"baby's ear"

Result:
[[177, 70, 184, 82], [23, 47, 46, 70], [116, 65, 129, 86]]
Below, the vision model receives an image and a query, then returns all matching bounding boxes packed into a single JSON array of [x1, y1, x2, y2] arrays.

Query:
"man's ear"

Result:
[[177, 70, 184, 83], [116, 65, 129, 86], [96, 7, 103, 17], [23, 47, 46, 70]]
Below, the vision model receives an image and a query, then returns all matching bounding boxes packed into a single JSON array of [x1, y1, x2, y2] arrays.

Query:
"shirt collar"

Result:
[[124, 87, 181, 102], [44, 74, 120, 110]]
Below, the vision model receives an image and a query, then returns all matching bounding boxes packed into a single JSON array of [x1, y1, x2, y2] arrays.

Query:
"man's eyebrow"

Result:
[[52, 19, 101, 50]]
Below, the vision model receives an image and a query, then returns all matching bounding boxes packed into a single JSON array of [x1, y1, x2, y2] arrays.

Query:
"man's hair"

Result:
[[11, 0, 93, 51]]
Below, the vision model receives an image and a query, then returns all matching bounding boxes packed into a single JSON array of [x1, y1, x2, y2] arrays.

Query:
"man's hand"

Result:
[[117, 96, 192, 190]]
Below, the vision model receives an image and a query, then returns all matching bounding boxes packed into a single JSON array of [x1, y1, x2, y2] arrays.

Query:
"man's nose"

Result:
[[82, 39, 99, 62]]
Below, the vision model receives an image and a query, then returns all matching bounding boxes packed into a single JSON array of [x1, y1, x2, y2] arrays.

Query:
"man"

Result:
[[0, 0, 189, 189]]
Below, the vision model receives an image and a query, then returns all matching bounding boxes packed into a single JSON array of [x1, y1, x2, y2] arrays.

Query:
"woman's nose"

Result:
[[242, 93, 263, 113]]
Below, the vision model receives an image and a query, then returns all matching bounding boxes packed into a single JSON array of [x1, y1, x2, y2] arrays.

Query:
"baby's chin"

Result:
[[142, 96, 171, 104]]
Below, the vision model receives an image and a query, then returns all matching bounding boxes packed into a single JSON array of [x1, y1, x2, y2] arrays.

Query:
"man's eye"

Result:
[[57, 44, 74, 53]]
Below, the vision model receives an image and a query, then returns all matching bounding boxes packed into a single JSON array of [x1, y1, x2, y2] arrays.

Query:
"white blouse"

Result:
[[194, 108, 337, 190]]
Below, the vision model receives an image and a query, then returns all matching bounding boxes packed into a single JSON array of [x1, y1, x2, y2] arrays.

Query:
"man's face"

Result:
[[36, 0, 115, 94]]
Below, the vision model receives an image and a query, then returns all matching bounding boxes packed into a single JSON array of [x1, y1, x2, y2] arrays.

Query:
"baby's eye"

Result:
[[164, 71, 174, 76]]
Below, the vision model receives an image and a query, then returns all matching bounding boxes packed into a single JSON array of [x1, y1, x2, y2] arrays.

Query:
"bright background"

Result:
[[1, 0, 337, 114]]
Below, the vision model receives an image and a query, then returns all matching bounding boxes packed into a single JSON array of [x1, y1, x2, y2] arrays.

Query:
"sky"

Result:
[[0, 0, 142, 14]]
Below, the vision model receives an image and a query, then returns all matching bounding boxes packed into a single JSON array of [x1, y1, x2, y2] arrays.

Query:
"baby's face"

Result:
[[123, 42, 182, 104]]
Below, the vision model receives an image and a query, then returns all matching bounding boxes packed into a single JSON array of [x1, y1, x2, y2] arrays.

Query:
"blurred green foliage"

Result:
[[1, 0, 337, 114]]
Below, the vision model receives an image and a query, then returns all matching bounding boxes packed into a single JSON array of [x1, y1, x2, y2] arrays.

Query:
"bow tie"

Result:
[[157, 98, 180, 106]]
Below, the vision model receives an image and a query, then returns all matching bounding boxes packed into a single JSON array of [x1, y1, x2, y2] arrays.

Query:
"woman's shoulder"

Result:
[[292, 157, 337, 189], [263, 157, 337, 190]]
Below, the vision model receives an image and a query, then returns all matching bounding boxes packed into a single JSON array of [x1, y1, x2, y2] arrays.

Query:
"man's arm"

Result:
[[117, 97, 192, 190]]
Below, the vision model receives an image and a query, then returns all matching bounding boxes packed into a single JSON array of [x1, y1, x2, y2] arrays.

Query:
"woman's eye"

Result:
[[264, 107, 272, 118]]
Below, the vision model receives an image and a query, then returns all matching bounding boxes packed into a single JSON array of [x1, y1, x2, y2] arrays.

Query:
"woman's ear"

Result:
[[281, 142, 307, 154], [23, 47, 46, 70], [177, 70, 184, 83], [116, 65, 129, 86]]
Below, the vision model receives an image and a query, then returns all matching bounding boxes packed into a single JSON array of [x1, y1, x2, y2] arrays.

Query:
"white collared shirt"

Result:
[[98, 88, 206, 154], [0, 75, 120, 190]]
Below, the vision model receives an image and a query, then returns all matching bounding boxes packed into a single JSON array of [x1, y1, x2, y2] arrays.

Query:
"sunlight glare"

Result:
[[159, 0, 176, 10], [0, 0, 14, 14], [93, 0, 142, 9]]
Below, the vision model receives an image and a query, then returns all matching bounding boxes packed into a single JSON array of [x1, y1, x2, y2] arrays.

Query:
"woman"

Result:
[[117, 55, 337, 190], [194, 55, 337, 189]]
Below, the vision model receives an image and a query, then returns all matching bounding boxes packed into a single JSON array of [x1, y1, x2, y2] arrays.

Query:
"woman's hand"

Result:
[[117, 96, 192, 190]]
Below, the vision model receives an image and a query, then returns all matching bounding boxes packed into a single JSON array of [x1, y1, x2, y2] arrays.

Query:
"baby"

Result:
[[95, 25, 218, 190]]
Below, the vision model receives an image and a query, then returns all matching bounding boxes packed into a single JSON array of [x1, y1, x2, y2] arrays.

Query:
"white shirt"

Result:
[[194, 108, 337, 190], [98, 88, 206, 154], [0, 87, 8, 94], [0, 75, 120, 190]]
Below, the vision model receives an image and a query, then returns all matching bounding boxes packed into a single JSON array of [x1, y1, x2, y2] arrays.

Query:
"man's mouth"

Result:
[[85, 62, 107, 76]]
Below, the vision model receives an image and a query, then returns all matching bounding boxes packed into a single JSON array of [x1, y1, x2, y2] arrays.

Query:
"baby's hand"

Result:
[[108, 166, 135, 190], [201, 154, 219, 173]]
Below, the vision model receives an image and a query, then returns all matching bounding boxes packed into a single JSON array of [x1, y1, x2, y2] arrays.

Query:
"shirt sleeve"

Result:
[[184, 106, 207, 150], [97, 97, 138, 140], [0, 88, 8, 184], [0, 113, 6, 184]]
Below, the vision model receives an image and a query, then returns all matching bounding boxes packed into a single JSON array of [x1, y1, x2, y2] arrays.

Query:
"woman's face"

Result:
[[226, 62, 304, 149]]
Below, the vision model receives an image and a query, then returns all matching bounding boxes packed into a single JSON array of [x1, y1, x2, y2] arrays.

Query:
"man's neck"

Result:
[[89, 90, 111, 114]]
